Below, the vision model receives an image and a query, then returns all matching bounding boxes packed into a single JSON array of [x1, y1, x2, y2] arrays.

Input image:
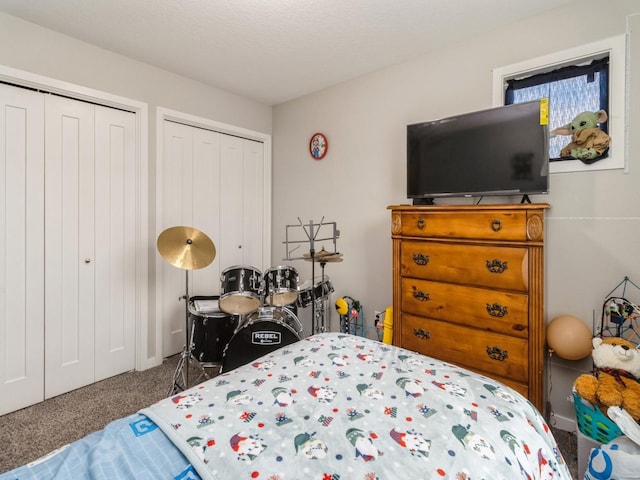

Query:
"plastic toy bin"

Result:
[[573, 392, 623, 443]]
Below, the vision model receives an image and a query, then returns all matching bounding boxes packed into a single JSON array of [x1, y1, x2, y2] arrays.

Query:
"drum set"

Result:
[[157, 225, 341, 394]]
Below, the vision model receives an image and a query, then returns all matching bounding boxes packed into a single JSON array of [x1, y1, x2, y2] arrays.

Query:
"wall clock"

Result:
[[309, 132, 328, 160]]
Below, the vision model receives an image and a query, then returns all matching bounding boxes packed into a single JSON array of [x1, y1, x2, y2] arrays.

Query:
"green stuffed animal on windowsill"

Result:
[[550, 110, 610, 164]]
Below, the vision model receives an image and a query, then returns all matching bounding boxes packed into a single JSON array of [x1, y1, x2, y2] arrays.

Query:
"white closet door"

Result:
[[219, 135, 245, 268], [44, 94, 96, 398], [160, 121, 222, 355], [240, 139, 265, 269], [0, 84, 45, 416], [160, 120, 265, 357], [190, 127, 222, 296], [93, 105, 137, 381], [219, 136, 265, 270]]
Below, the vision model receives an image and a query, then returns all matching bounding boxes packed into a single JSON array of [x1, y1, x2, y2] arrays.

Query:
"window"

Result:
[[493, 35, 627, 173]]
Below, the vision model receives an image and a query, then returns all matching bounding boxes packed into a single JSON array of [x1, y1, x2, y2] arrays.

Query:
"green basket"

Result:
[[573, 392, 623, 443]]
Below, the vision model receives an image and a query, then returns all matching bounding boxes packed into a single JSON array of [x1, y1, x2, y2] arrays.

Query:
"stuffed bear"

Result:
[[550, 110, 610, 163], [573, 336, 640, 422]]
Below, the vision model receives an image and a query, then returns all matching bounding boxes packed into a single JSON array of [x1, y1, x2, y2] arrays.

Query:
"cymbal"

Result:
[[157, 226, 216, 270], [303, 249, 344, 263]]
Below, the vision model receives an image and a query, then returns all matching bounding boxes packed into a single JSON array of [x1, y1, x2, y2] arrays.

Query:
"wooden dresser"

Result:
[[389, 203, 549, 412]]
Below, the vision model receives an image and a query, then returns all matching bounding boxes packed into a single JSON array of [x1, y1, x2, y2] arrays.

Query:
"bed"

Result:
[[1, 332, 572, 479]]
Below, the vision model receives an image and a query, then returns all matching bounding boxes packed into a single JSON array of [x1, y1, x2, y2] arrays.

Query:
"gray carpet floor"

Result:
[[0, 354, 579, 477]]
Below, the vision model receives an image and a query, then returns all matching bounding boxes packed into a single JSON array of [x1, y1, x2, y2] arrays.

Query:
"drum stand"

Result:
[[312, 260, 331, 333], [168, 271, 211, 396]]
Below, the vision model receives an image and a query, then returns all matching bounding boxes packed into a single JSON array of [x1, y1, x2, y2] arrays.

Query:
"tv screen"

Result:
[[407, 101, 549, 202]]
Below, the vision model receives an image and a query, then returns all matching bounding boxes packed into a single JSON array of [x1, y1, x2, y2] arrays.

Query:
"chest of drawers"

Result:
[[389, 204, 549, 412]]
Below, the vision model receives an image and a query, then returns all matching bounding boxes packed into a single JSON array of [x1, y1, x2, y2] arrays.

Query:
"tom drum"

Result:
[[188, 296, 238, 366], [263, 265, 298, 307], [219, 265, 262, 315], [297, 277, 334, 308]]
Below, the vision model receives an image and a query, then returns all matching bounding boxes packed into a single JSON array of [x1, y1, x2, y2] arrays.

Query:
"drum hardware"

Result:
[[157, 226, 217, 395], [283, 218, 341, 334]]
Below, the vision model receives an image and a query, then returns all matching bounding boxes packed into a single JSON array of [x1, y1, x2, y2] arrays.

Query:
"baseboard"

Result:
[[552, 413, 577, 432]]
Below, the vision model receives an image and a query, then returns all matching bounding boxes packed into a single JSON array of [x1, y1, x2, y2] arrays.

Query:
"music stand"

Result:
[[283, 218, 341, 334]]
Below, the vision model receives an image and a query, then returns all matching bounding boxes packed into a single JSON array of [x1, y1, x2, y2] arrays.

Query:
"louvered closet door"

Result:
[[0, 84, 45, 416], [44, 95, 136, 398]]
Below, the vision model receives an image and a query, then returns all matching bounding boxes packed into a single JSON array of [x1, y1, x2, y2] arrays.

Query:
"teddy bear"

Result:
[[573, 336, 640, 422], [550, 110, 610, 164]]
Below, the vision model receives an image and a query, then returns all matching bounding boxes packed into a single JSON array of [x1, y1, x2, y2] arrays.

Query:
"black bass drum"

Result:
[[221, 307, 303, 372]]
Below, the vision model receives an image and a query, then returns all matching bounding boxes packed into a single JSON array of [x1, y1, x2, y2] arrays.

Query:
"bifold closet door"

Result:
[[93, 105, 137, 382], [159, 120, 266, 357], [160, 121, 222, 356], [218, 135, 265, 270], [44, 95, 136, 398], [0, 84, 45, 416]]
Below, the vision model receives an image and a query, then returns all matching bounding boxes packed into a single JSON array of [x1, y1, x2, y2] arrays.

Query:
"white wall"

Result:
[[272, 0, 640, 428], [0, 11, 272, 362]]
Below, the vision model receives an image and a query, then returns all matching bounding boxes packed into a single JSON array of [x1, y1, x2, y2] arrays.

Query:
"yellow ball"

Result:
[[546, 315, 593, 360]]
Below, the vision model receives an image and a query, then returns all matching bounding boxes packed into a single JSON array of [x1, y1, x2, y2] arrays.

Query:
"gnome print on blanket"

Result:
[[573, 336, 640, 422]]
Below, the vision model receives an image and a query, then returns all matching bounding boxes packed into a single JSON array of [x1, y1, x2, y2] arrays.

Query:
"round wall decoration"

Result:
[[309, 133, 328, 160]]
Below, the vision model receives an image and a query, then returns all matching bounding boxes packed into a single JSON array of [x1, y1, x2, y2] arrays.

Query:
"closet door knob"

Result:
[[85, 258, 91, 263]]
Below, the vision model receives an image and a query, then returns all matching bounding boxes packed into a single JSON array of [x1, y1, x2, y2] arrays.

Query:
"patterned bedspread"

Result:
[[142, 332, 571, 480]]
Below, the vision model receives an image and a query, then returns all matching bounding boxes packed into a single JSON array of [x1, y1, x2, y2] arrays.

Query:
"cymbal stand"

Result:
[[168, 270, 210, 396], [283, 217, 339, 334], [314, 260, 330, 332]]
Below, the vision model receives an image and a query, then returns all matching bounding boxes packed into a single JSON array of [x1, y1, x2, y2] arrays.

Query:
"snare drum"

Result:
[[263, 265, 298, 307], [221, 306, 303, 372], [219, 265, 262, 315], [297, 277, 334, 308], [188, 296, 238, 366]]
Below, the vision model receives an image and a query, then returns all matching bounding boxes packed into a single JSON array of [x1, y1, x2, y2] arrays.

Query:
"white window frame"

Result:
[[492, 34, 628, 174]]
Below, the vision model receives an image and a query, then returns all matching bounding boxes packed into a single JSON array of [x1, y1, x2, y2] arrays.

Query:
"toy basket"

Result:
[[573, 392, 623, 443]]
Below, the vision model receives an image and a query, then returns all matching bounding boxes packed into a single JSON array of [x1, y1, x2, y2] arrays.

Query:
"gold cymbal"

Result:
[[303, 249, 344, 263], [157, 226, 216, 270]]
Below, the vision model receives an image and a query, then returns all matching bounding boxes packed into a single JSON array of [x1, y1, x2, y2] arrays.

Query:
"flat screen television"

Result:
[[407, 100, 549, 203]]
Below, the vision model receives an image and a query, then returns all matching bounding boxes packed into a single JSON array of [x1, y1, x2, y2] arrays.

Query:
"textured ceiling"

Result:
[[0, 0, 574, 105]]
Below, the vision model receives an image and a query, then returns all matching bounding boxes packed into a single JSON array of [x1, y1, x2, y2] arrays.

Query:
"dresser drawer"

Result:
[[401, 211, 528, 241], [401, 278, 529, 338], [401, 314, 529, 383], [401, 241, 529, 292]]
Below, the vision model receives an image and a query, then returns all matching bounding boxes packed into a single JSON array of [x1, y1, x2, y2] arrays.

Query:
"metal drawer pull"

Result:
[[413, 253, 430, 265], [486, 303, 508, 317], [486, 259, 508, 273], [412, 289, 430, 302], [491, 219, 502, 232], [416, 217, 425, 229], [413, 328, 431, 340], [486, 346, 508, 361]]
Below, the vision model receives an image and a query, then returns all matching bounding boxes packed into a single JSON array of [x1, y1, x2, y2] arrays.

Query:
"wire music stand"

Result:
[[283, 217, 340, 334]]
